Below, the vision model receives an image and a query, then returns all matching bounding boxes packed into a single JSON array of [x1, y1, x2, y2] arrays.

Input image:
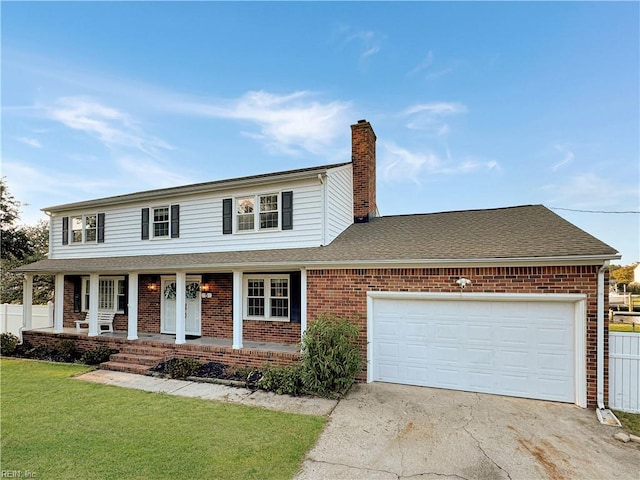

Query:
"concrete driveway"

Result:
[[296, 383, 639, 480]]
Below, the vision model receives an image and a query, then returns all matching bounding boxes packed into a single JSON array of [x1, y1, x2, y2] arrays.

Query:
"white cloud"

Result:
[[408, 51, 434, 76], [46, 96, 173, 157], [402, 102, 467, 135], [404, 102, 467, 116], [16, 137, 42, 148], [552, 144, 574, 171], [116, 156, 191, 189], [543, 173, 639, 209], [166, 90, 352, 155], [380, 142, 498, 185]]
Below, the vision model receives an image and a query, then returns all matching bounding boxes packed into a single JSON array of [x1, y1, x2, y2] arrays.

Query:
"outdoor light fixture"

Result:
[[201, 283, 210, 292], [147, 282, 158, 292], [456, 278, 471, 289]]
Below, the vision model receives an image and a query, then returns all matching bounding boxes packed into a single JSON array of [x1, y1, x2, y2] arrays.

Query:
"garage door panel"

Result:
[[372, 297, 576, 403]]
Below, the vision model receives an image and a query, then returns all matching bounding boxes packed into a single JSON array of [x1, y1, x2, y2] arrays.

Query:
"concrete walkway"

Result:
[[76, 369, 337, 416]]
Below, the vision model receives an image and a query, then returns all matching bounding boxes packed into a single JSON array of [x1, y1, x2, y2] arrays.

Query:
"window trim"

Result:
[[243, 274, 290, 322], [81, 276, 126, 314], [234, 192, 281, 233], [152, 206, 170, 239]]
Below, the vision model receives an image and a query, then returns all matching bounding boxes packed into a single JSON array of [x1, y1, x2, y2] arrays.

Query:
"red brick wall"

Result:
[[139, 275, 161, 333], [351, 120, 377, 221], [307, 265, 606, 408], [243, 320, 301, 344], [201, 273, 233, 338]]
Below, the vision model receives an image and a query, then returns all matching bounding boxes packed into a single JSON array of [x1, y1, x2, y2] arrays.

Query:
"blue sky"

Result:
[[2, 2, 638, 264]]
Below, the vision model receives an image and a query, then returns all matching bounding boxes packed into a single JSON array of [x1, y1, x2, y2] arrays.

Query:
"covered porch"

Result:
[[19, 264, 307, 351]]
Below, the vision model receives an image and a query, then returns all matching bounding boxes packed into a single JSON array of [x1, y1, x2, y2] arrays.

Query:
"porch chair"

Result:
[[75, 311, 115, 334]]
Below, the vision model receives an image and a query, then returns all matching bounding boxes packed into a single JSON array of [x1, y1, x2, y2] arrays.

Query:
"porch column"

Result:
[[53, 273, 64, 333], [127, 272, 139, 340], [22, 274, 33, 330], [300, 268, 307, 341], [232, 270, 243, 349], [175, 271, 186, 345], [88, 273, 99, 337]]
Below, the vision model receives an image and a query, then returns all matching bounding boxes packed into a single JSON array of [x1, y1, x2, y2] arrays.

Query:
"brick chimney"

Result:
[[351, 119, 377, 223]]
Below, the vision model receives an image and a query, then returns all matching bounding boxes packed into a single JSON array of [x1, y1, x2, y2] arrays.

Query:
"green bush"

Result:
[[628, 282, 640, 294], [259, 364, 304, 396], [167, 357, 202, 379], [1, 333, 19, 356], [56, 339, 80, 362], [79, 345, 116, 365], [301, 313, 363, 398]]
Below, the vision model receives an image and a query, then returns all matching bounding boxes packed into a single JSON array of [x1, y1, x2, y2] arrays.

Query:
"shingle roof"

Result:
[[16, 205, 619, 274], [42, 161, 350, 212]]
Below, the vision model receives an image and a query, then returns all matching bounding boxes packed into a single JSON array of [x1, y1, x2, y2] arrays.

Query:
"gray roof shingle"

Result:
[[16, 205, 619, 274]]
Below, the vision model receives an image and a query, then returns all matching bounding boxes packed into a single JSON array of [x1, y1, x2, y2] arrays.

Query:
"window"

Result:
[[82, 276, 126, 313], [71, 214, 98, 243], [236, 197, 255, 231], [153, 207, 170, 238], [243, 275, 289, 321], [142, 205, 179, 240], [236, 193, 279, 232]]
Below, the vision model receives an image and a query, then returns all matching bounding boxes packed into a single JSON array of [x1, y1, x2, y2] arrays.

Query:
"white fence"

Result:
[[609, 332, 640, 413], [0, 303, 54, 336]]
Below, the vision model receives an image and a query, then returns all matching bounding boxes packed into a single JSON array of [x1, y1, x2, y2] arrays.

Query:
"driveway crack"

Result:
[[462, 393, 513, 480], [301, 458, 400, 478]]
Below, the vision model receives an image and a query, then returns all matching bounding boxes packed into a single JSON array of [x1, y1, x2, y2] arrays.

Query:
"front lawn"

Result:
[[0, 359, 325, 479]]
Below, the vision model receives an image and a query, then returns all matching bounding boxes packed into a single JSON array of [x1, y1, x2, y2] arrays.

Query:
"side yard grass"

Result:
[[0, 358, 325, 480], [613, 410, 640, 437]]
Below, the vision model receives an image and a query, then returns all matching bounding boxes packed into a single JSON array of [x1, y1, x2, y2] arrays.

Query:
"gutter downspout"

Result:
[[596, 261, 620, 425]]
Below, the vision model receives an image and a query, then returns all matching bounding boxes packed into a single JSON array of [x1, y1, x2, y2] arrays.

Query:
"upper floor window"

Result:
[[236, 193, 279, 232], [141, 205, 180, 240], [63, 213, 104, 245], [153, 207, 170, 238]]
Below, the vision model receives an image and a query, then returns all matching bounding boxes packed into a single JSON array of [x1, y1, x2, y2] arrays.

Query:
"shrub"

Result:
[[1, 333, 19, 356], [25, 344, 56, 361], [56, 339, 80, 362], [80, 345, 116, 365], [628, 282, 640, 295], [167, 357, 202, 379], [301, 313, 363, 398], [260, 364, 304, 396]]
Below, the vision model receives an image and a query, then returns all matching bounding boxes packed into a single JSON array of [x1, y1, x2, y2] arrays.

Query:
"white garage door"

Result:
[[371, 295, 577, 403]]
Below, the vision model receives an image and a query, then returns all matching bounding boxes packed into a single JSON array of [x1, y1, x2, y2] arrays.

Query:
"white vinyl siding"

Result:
[[49, 178, 325, 259], [325, 164, 353, 244]]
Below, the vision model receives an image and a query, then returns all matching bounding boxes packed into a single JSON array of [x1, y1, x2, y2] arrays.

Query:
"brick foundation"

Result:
[[22, 330, 300, 369]]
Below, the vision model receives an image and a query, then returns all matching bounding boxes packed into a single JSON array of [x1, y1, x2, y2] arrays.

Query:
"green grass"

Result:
[[613, 410, 640, 437], [0, 358, 325, 479], [609, 323, 640, 333]]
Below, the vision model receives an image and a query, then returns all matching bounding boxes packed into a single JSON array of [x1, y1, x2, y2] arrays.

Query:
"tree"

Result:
[[0, 179, 53, 304], [610, 263, 637, 286]]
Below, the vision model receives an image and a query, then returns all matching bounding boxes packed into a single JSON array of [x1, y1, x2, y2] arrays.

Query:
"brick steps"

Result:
[[100, 345, 171, 375]]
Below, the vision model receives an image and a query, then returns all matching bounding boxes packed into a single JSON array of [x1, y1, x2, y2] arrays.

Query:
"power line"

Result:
[[550, 207, 640, 214]]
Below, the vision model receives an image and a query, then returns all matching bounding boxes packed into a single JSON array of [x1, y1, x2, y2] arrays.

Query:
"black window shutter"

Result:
[[73, 277, 82, 313], [97, 213, 105, 243], [222, 198, 232, 234], [171, 204, 180, 238], [282, 191, 293, 230], [119, 276, 129, 314], [289, 271, 301, 323], [141, 208, 149, 240], [62, 217, 69, 245]]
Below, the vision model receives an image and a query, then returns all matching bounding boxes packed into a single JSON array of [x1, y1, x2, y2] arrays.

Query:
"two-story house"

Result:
[[17, 120, 619, 409]]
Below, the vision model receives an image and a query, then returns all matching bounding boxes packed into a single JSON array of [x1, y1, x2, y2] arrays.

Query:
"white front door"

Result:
[[161, 276, 201, 335]]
